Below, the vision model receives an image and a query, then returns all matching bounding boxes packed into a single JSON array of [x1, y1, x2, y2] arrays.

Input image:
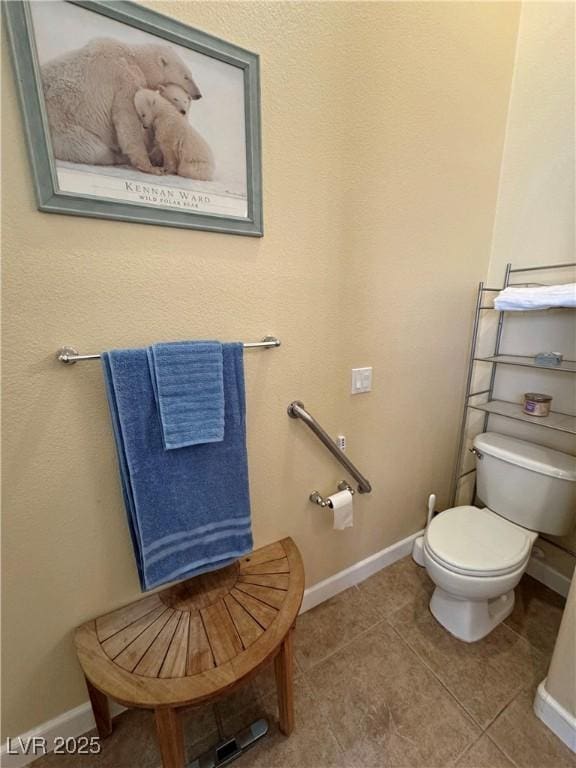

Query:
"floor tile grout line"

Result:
[[384, 619, 490, 734], [383, 596, 550, 735], [390, 618, 540, 738], [297, 663, 373, 760], [297, 614, 390, 673], [502, 619, 531, 644], [294, 671, 347, 758], [485, 727, 522, 768], [302, 608, 483, 764], [480, 682, 532, 734], [384, 590, 432, 625], [301, 564, 556, 734], [294, 587, 441, 757], [296, 574, 429, 674], [502, 616, 557, 663], [482, 680, 555, 767], [454, 731, 521, 768], [298, 574, 490, 736], [452, 733, 484, 767], [254, 668, 348, 761]]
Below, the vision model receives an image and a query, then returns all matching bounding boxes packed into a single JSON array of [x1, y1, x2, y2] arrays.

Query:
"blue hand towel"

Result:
[[101, 343, 252, 591], [148, 341, 225, 449]]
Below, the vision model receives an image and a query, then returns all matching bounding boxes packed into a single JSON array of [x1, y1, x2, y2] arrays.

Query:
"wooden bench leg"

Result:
[[274, 628, 295, 736], [85, 677, 112, 739], [155, 707, 185, 768]]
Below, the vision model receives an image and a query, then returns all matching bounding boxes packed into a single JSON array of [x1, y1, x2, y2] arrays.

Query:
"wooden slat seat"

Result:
[[75, 538, 304, 768]]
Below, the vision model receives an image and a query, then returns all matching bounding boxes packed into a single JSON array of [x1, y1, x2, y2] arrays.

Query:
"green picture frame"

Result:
[[3, 0, 263, 236]]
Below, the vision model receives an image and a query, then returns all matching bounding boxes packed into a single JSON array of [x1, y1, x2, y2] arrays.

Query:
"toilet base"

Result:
[[430, 587, 515, 642]]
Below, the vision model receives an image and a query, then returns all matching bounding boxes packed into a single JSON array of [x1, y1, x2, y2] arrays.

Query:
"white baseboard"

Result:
[[534, 679, 576, 753], [299, 529, 425, 613], [526, 556, 572, 598], [1, 528, 568, 768], [0, 701, 125, 768], [297, 526, 570, 611]]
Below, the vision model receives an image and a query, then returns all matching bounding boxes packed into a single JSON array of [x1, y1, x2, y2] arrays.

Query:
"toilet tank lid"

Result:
[[473, 432, 576, 482]]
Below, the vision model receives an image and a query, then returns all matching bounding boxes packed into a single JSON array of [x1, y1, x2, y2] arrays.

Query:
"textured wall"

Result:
[[1, 1, 520, 737], [488, 2, 575, 283], [480, 2, 575, 573]]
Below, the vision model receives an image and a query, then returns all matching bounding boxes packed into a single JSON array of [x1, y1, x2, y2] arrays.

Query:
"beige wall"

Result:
[[1, 1, 520, 737], [488, 2, 575, 284], [459, 2, 576, 572]]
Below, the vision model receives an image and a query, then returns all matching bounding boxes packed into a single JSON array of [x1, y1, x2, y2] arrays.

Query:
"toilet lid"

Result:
[[425, 506, 536, 577]]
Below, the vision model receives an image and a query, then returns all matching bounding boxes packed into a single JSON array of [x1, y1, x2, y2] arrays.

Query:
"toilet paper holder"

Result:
[[310, 481, 355, 508]]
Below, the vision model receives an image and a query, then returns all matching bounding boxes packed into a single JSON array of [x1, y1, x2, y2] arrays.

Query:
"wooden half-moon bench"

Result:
[[75, 538, 304, 768]]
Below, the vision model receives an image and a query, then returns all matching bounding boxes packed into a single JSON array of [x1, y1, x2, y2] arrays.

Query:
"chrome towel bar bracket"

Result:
[[287, 400, 372, 494]]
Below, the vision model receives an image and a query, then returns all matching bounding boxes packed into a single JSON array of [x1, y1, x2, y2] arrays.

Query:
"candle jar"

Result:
[[523, 393, 552, 417]]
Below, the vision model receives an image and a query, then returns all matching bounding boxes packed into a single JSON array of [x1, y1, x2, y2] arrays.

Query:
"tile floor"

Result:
[[31, 557, 574, 768]]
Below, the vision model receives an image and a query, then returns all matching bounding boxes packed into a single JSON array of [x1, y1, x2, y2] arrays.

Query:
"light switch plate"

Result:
[[351, 367, 372, 394]]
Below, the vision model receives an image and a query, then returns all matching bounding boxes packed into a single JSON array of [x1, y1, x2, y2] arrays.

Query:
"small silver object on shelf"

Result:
[[534, 352, 563, 367]]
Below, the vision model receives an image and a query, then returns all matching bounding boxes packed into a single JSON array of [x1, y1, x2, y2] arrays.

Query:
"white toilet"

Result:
[[421, 432, 576, 643]]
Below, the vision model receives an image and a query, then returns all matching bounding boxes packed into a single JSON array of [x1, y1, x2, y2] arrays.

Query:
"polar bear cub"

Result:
[[158, 83, 192, 116], [134, 87, 214, 180], [146, 84, 192, 166]]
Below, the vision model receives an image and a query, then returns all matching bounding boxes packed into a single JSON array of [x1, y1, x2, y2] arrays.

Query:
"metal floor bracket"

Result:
[[188, 718, 269, 768]]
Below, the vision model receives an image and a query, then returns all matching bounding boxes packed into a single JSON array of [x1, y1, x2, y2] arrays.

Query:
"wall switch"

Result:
[[337, 435, 346, 451], [351, 367, 372, 394]]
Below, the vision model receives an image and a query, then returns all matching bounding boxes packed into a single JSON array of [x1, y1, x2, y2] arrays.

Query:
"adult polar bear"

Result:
[[41, 38, 202, 175]]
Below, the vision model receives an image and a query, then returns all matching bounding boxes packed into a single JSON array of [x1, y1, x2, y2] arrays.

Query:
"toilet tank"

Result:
[[473, 432, 576, 535]]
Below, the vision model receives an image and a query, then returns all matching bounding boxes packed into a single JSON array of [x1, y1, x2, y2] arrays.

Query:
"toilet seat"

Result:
[[425, 506, 537, 578]]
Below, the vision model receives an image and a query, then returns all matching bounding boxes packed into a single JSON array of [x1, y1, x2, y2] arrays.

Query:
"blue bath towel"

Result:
[[101, 343, 252, 591], [148, 341, 224, 449]]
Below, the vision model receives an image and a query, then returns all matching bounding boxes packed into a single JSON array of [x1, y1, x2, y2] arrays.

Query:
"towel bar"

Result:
[[56, 336, 281, 364]]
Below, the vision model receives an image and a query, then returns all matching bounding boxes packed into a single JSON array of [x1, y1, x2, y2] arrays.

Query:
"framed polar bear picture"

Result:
[[3, 0, 263, 236]]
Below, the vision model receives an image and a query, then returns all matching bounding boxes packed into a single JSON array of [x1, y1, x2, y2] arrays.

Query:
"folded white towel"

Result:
[[494, 283, 576, 311]]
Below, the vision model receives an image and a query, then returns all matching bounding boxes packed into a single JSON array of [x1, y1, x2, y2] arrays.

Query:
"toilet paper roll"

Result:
[[328, 489, 354, 530]]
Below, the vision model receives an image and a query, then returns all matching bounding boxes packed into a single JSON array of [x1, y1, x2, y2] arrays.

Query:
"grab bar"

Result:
[[287, 401, 372, 494]]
